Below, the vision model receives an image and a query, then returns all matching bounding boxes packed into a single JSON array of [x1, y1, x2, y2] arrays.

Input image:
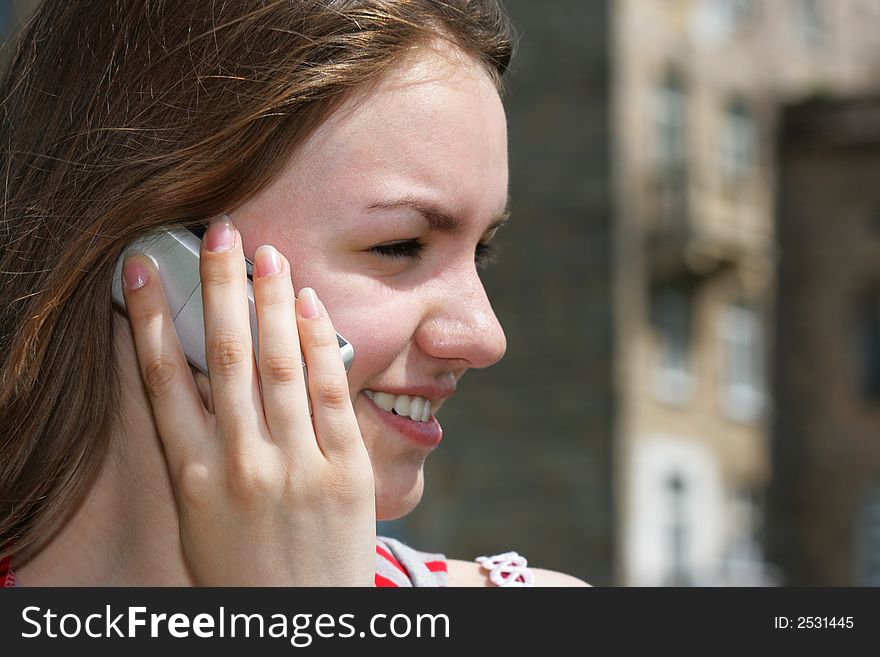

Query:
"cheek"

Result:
[[328, 299, 413, 393], [280, 271, 419, 394]]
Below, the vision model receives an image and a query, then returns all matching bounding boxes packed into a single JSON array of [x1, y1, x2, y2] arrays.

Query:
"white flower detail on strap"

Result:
[[475, 551, 535, 587]]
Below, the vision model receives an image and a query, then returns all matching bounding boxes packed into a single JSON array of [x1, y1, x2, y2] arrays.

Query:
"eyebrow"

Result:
[[365, 195, 511, 235]]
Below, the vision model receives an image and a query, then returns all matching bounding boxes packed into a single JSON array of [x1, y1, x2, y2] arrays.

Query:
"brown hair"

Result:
[[0, 0, 513, 560]]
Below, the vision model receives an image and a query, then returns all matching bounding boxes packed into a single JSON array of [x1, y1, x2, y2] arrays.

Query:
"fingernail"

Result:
[[297, 287, 322, 319], [205, 215, 235, 253], [254, 244, 281, 277], [122, 254, 149, 290]]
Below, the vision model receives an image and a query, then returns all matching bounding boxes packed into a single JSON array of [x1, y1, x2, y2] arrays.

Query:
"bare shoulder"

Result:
[[530, 568, 592, 587], [446, 558, 591, 587]]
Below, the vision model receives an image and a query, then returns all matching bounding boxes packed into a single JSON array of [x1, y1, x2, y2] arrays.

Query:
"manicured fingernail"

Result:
[[297, 287, 321, 319], [122, 254, 150, 290], [254, 244, 281, 277], [205, 215, 235, 253]]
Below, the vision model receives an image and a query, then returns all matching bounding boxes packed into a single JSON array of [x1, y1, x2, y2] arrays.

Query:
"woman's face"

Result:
[[230, 47, 509, 520]]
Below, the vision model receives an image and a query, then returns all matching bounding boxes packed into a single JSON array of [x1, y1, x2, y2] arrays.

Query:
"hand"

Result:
[[121, 217, 376, 586]]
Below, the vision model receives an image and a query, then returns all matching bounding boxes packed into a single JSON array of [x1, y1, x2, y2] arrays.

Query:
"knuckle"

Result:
[[225, 452, 276, 502], [176, 461, 213, 508], [258, 291, 293, 313], [300, 327, 338, 352], [125, 293, 160, 324], [207, 332, 249, 375], [141, 356, 181, 397], [199, 262, 238, 287], [260, 350, 303, 383], [310, 374, 351, 410], [325, 468, 373, 506]]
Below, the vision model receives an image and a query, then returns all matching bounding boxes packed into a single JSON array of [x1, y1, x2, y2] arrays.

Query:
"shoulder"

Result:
[[446, 558, 591, 587]]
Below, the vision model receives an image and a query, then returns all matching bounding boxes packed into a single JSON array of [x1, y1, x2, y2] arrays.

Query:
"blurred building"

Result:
[[770, 96, 880, 586], [613, 0, 880, 586]]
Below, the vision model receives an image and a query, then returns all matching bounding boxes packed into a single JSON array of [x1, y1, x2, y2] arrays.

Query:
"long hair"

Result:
[[0, 0, 513, 560]]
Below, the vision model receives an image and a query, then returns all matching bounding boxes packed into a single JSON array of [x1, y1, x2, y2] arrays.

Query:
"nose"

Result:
[[415, 266, 507, 369]]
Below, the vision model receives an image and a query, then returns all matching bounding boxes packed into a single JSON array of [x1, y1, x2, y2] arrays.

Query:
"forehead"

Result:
[[286, 46, 509, 216]]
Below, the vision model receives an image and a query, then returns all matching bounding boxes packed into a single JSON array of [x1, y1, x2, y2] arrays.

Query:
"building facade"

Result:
[[613, 0, 880, 586], [771, 96, 880, 586]]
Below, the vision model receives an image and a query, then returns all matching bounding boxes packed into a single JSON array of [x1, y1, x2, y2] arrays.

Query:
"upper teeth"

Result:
[[364, 390, 433, 422]]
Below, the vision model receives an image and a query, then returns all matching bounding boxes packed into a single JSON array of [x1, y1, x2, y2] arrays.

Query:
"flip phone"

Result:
[[111, 225, 355, 376]]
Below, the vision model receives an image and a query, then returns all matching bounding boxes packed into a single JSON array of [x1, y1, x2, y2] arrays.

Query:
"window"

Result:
[[653, 285, 695, 405], [652, 70, 689, 226], [628, 438, 724, 586], [664, 472, 694, 586], [719, 301, 765, 422], [654, 70, 687, 170], [691, 0, 759, 47], [721, 488, 777, 585], [720, 100, 755, 183], [794, 0, 826, 49], [723, 0, 758, 25]]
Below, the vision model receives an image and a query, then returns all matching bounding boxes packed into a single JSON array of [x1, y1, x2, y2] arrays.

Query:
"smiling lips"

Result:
[[362, 389, 445, 448], [363, 390, 434, 423]]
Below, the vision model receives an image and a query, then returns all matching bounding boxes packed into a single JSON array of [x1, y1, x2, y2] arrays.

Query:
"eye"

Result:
[[367, 238, 500, 269], [367, 239, 425, 259], [475, 242, 499, 270]]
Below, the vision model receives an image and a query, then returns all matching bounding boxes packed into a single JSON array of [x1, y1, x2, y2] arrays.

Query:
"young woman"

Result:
[[0, 0, 587, 587]]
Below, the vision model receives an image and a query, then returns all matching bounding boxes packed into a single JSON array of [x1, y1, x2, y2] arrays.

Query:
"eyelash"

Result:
[[367, 239, 499, 270]]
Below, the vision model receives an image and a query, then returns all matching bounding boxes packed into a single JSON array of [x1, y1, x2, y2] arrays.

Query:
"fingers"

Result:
[[295, 287, 362, 459], [250, 242, 361, 461], [121, 253, 208, 469], [126, 216, 360, 468], [199, 218, 264, 446], [251, 244, 313, 445]]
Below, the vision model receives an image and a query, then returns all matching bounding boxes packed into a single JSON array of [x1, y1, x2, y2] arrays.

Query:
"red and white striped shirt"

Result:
[[1, 554, 14, 587], [374, 536, 448, 587]]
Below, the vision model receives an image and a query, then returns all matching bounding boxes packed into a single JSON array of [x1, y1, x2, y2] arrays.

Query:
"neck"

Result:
[[14, 313, 197, 586]]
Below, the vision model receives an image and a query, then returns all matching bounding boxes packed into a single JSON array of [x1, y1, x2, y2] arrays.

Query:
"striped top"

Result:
[[374, 536, 448, 587], [0, 537, 447, 588], [0, 554, 14, 588]]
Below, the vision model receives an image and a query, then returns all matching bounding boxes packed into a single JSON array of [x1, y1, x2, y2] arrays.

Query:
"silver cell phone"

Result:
[[111, 225, 355, 376]]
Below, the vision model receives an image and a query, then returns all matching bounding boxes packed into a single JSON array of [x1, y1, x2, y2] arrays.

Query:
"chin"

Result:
[[374, 466, 425, 521]]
